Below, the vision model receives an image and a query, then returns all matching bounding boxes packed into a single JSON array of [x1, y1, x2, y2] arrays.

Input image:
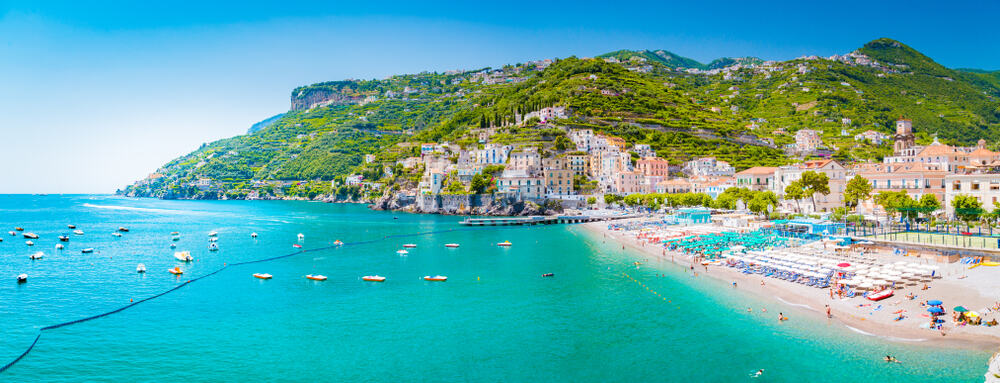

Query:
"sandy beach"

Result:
[[581, 219, 1000, 352]]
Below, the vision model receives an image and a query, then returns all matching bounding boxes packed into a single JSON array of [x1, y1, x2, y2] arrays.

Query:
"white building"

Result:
[[682, 157, 735, 177]]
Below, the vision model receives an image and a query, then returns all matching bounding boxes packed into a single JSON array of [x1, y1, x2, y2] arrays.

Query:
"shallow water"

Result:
[[0, 195, 989, 381]]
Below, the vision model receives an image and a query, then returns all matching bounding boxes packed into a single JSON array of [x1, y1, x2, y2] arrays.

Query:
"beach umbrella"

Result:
[[954, 306, 968, 313], [837, 262, 851, 268], [859, 282, 873, 289], [928, 300, 943, 306], [927, 307, 944, 314]]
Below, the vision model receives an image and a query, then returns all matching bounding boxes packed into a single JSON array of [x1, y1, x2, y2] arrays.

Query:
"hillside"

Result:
[[121, 38, 1000, 200]]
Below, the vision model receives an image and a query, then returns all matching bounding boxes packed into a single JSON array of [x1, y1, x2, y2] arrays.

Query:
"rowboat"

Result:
[[423, 275, 447, 282], [174, 251, 193, 262], [25, 241, 34, 246], [362, 275, 386, 282], [306, 274, 327, 281], [208, 231, 218, 237], [397, 250, 409, 255], [402, 244, 417, 248], [81, 248, 94, 253], [333, 240, 343, 246], [168, 267, 183, 275], [16, 274, 27, 283], [445, 243, 459, 248], [292, 244, 302, 248], [73, 230, 84, 235], [118, 227, 129, 232], [253, 273, 272, 280], [867, 289, 894, 301], [136, 264, 146, 273], [67, 225, 76, 229], [497, 241, 512, 247], [58, 235, 69, 242], [29, 252, 43, 260]]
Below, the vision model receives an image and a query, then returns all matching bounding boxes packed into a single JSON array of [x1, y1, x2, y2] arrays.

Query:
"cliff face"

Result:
[[986, 350, 1000, 383], [290, 86, 365, 111]]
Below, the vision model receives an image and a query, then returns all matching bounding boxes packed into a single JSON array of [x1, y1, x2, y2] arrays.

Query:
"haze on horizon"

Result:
[[1, 0, 997, 194]]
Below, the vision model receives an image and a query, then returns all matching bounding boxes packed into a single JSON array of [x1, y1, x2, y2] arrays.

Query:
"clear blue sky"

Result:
[[1, 0, 997, 193]]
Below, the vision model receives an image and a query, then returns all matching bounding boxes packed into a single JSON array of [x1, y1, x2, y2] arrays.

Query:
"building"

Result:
[[774, 160, 847, 213], [544, 168, 575, 196], [508, 147, 541, 172], [364, 154, 376, 164], [892, 119, 916, 156], [418, 171, 445, 195], [612, 171, 646, 194], [794, 129, 823, 152], [498, 170, 545, 200], [633, 144, 655, 158], [854, 130, 890, 146], [475, 144, 511, 165], [944, 174, 1000, 217], [636, 157, 670, 177], [345, 174, 364, 186], [656, 178, 692, 194], [567, 153, 590, 177], [682, 157, 734, 177], [851, 162, 947, 202], [734, 167, 778, 191]]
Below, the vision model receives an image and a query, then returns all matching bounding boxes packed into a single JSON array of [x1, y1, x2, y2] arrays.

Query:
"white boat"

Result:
[[174, 251, 193, 262], [112, 232, 122, 237], [445, 243, 459, 248], [397, 250, 409, 255], [209, 237, 218, 242], [297, 233, 305, 241], [402, 244, 417, 248], [29, 252, 43, 260], [8, 231, 16, 236], [136, 263, 146, 273], [423, 275, 448, 282], [253, 273, 272, 279], [16, 274, 27, 283], [73, 230, 84, 235], [362, 275, 386, 282], [25, 241, 34, 246], [208, 243, 219, 251], [251, 232, 258, 238], [306, 274, 327, 281], [23, 232, 39, 239], [170, 243, 176, 248], [208, 231, 218, 237], [81, 248, 94, 253], [55, 244, 64, 250]]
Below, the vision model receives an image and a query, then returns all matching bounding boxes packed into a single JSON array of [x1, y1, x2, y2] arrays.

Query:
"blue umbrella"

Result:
[[927, 300, 943, 306], [927, 307, 944, 314]]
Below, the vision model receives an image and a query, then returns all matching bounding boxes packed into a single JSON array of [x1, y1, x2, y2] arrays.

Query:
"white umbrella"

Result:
[[859, 282, 874, 289]]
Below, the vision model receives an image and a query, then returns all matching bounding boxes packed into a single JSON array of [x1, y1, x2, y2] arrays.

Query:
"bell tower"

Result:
[[893, 118, 914, 155]]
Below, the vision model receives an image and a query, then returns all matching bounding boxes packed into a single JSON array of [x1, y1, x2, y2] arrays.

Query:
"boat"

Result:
[[136, 264, 146, 273], [55, 244, 64, 250], [333, 240, 343, 246], [174, 251, 193, 262], [81, 248, 94, 253], [73, 230, 84, 235], [208, 243, 219, 251], [397, 250, 409, 255], [25, 241, 34, 246], [292, 244, 302, 248], [58, 235, 69, 242], [497, 241, 512, 247], [306, 274, 327, 281], [23, 232, 39, 239], [445, 243, 460, 248], [171, 236, 180, 241], [298, 233, 305, 241], [253, 273, 272, 280], [112, 232, 123, 237], [208, 231, 218, 237], [362, 275, 386, 282], [251, 232, 258, 238], [67, 225, 76, 229], [29, 252, 43, 260], [170, 243, 176, 248], [118, 227, 129, 232], [168, 267, 183, 275], [16, 274, 27, 283], [867, 289, 895, 301], [402, 244, 417, 248], [170, 231, 179, 235], [15, 227, 23, 231], [423, 275, 447, 282], [542, 273, 555, 277], [209, 237, 218, 242], [7, 231, 15, 236]]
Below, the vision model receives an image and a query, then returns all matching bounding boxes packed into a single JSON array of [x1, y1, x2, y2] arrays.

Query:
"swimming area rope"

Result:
[[0, 226, 507, 373]]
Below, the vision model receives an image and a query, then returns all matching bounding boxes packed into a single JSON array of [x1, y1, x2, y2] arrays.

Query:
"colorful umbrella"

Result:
[[953, 306, 968, 313], [927, 300, 943, 306]]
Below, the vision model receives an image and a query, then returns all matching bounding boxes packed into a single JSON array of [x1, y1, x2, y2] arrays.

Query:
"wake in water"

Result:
[[844, 325, 927, 342], [82, 203, 202, 215], [775, 296, 817, 311]]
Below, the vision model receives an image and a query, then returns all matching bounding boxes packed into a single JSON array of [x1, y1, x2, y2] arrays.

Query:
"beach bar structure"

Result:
[[774, 218, 845, 236], [459, 215, 633, 226], [675, 208, 712, 224]]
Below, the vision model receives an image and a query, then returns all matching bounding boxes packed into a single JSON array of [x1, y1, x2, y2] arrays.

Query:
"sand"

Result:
[[581, 219, 1000, 351]]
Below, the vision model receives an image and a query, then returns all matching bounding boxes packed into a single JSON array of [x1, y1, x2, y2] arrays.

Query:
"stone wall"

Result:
[[416, 194, 515, 214]]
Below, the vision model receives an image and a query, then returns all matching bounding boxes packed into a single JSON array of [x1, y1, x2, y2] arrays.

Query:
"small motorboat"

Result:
[[172, 236, 180, 241], [292, 244, 302, 248], [423, 275, 448, 282], [208, 243, 219, 251], [118, 227, 129, 232], [16, 274, 27, 283], [497, 241, 512, 247], [542, 273, 555, 277], [306, 274, 327, 281], [170, 231, 180, 235], [362, 275, 386, 282], [209, 237, 218, 242], [170, 243, 176, 248], [253, 273, 272, 279], [29, 252, 43, 260], [297, 233, 305, 241], [397, 250, 409, 255], [333, 240, 343, 246], [55, 244, 64, 250], [112, 232, 123, 237], [68, 224, 76, 229], [25, 241, 34, 246], [7, 231, 15, 236], [867, 289, 895, 301], [445, 243, 460, 248], [15, 227, 24, 231], [73, 230, 84, 235], [137, 264, 146, 273], [168, 267, 183, 275], [23, 232, 39, 239], [81, 248, 94, 253], [251, 232, 258, 238], [208, 231, 218, 237], [58, 235, 69, 242], [174, 251, 193, 262], [403, 244, 417, 248]]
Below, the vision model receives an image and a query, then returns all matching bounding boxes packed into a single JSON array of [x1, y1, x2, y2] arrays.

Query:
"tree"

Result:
[[747, 192, 775, 217], [470, 174, 489, 194], [951, 194, 983, 223], [873, 190, 909, 222], [586, 197, 596, 205], [799, 171, 831, 213], [553, 136, 573, 151], [784, 181, 806, 213], [714, 193, 737, 210], [844, 175, 872, 210], [918, 194, 940, 219], [604, 194, 623, 205]]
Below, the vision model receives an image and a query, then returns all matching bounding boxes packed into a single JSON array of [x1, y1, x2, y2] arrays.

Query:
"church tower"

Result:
[[893, 118, 914, 155]]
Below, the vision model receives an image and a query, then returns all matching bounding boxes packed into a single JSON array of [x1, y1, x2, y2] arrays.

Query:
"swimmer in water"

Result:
[[754, 369, 764, 377], [883, 355, 901, 363]]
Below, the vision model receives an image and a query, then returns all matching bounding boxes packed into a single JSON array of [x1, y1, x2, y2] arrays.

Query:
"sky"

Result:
[[1, 0, 998, 193]]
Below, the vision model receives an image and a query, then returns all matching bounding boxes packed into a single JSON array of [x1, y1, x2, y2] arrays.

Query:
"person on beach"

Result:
[[825, 305, 832, 318], [732, 281, 737, 288]]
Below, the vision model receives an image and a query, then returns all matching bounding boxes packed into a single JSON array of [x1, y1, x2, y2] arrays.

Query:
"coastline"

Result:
[[578, 219, 1000, 352]]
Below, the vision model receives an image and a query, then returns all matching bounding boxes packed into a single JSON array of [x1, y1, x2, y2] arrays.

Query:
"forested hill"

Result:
[[121, 38, 1000, 199]]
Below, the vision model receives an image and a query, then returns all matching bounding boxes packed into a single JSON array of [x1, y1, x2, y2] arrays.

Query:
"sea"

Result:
[[0, 195, 990, 382]]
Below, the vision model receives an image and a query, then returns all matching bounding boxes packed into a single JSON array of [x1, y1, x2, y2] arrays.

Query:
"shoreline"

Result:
[[578, 220, 1000, 352]]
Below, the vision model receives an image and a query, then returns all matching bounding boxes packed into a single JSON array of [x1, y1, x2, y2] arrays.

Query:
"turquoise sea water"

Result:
[[0, 195, 990, 382]]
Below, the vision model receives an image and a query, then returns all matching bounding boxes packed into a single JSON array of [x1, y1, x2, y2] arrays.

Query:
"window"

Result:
[[973, 183, 980, 191], [887, 180, 891, 188], [952, 181, 961, 191]]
